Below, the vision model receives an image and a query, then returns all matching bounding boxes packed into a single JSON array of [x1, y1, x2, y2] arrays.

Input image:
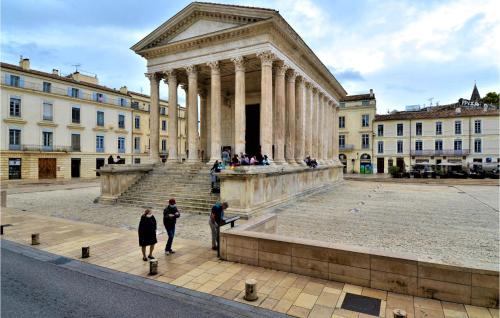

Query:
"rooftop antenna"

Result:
[[72, 63, 81, 72], [427, 97, 434, 106]]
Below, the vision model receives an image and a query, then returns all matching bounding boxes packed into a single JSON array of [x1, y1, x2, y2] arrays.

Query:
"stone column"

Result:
[[164, 70, 178, 162], [146, 72, 160, 163], [295, 76, 305, 164], [333, 103, 340, 163], [273, 63, 288, 164], [328, 101, 334, 162], [312, 87, 319, 160], [322, 95, 329, 163], [180, 85, 188, 158], [185, 65, 199, 162], [285, 70, 297, 164], [232, 56, 246, 156], [257, 51, 275, 160], [318, 93, 325, 163], [304, 82, 312, 157], [206, 87, 212, 159], [199, 88, 208, 161], [207, 61, 221, 163]]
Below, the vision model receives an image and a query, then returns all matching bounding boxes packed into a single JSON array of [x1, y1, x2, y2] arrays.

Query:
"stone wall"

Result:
[[98, 164, 154, 203], [219, 164, 343, 217], [220, 214, 499, 308]]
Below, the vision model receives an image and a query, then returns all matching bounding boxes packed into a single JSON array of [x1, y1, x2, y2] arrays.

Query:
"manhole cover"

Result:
[[341, 293, 381, 316], [49, 257, 72, 265]]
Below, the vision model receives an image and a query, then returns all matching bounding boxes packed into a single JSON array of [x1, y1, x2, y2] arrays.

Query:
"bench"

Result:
[[217, 216, 241, 257]]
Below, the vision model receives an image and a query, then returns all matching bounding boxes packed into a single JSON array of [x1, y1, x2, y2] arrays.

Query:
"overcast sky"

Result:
[[2, 0, 498, 113]]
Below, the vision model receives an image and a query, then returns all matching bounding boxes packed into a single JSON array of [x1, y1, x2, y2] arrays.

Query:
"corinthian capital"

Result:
[[184, 65, 197, 77], [275, 63, 289, 76], [231, 56, 246, 72], [287, 69, 298, 83], [145, 72, 160, 81], [257, 51, 275, 67], [206, 61, 220, 74]]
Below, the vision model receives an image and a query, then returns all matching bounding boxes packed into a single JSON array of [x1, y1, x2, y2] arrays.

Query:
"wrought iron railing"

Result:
[[410, 149, 470, 156], [13, 144, 73, 152]]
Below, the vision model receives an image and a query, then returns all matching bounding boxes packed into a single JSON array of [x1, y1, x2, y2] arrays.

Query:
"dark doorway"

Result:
[[96, 158, 105, 176], [8, 158, 21, 180], [71, 158, 81, 178], [377, 157, 385, 173], [396, 157, 405, 171], [38, 158, 56, 179], [245, 104, 260, 157]]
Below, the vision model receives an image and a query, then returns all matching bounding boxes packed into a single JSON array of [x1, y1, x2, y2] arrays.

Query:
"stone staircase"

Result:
[[116, 162, 219, 214]]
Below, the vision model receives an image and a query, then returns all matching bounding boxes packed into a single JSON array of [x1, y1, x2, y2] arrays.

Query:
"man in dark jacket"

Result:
[[163, 198, 180, 255], [209, 201, 228, 250]]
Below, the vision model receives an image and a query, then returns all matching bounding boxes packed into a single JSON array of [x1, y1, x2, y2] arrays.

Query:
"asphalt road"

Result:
[[1, 241, 286, 318]]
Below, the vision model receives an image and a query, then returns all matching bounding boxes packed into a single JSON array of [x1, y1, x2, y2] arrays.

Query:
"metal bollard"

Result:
[[149, 259, 158, 275], [244, 279, 258, 301], [31, 233, 40, 245], [0, 225, 4, 235], [82, 246, 90, 258], [393, 309, 407, 318]]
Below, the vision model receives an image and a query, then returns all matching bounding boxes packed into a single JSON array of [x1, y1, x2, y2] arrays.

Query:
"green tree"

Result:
[[482, 92, 499, 105]]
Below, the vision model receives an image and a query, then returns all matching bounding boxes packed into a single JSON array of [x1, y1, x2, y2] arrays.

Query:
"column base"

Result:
[[273, 159, 288, 165], [295, 159, 307, 166]]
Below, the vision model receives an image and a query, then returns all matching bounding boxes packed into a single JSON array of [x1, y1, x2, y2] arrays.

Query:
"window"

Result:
[[9, 97, 21, 117], [43, 102, 53, 121], [361, 134, 369, 149], [42, 131, 53, 150], [162, 120, 167, 131], [96, 111, 104, 126], [397, 140, 403, 154], [9, 75, 20, 87], [43, 82, 51, 93], [474, 139, 482, 153], [71, 134, 81, 151], [9, 129, 21, 150], [454, 139, 462, 151], [377, 141, 384, 154], [161, 139, 167, 152], [416, 122, 422, 136], [134, 116, 140, 129], [435, 140, 443, 151], [415, 140, 423, 151], [131, 101, 139, 109], [134, 158, 141, 164], [120, 98, 127, 107], [134, 137, 141, 152], [455, 120, 461, 134], [96, 135, 104, 152], [160, 107, 166, 115], [118, 114, 125, 129], [397, 124, 403, 136], [377, 124, 384, 136], [474, 120, 481, 134], [94, 92, 105, 103], [339, 116, 345, 128], [70, 88, 79, 98], [361, 114, 369, 127], [118, 137, 125, 153], [339, 135, 345, 148], [339, 102, 346, 108], [435, 122, 442, 135], [72, 107, 80, 124], [361, 100, 369, 106]]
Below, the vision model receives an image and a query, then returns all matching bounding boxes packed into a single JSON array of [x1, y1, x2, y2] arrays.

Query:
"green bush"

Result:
[[388, 166, 400, 177]]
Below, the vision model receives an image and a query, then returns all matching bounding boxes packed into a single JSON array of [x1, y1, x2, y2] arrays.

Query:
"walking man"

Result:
[[163, 198, 180, 255], [209, 201, 228, 250]]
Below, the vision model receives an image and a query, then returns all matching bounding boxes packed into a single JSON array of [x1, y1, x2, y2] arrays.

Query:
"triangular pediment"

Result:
[[131, 2, 277, 53]]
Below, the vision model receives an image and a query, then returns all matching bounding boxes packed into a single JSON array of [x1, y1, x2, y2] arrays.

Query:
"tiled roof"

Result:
[[341, 93, 375, 102], [375, 104, 499, 121], [1, 62, 128, 96]]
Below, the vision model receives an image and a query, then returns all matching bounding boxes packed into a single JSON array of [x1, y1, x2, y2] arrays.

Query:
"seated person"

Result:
[[262, 155, 270, 165], [231, 155, 240, 166], [250, 156, 257, 165]]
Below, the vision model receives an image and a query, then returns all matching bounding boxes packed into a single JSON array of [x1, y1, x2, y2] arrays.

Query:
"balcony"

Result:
[[339, 144, 355, 151], [410, 149, 470, 156], [15, 144, 72, 152]]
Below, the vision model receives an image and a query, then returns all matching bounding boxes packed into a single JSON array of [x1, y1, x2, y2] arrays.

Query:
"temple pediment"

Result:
[[168, 19, 240, 44]]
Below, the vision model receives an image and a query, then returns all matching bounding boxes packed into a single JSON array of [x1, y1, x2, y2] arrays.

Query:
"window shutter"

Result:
[[78, 89, 83, 99], [92, 92, 97, 101], [4, 73, 10, 84], [103, 94, 107, 103], [67, 87, 72, 96], [19, 77, 24, 88]]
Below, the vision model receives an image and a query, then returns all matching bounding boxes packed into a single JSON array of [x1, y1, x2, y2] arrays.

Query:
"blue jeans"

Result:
[[165, 226, 175, 252]]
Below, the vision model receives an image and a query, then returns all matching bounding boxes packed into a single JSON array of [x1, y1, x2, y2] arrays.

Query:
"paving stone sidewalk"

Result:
[[1, 209, 497, 318]]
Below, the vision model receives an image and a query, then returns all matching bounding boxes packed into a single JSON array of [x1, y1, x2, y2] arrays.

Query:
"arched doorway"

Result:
[[360, 153, 372, 174], [339, 154, 347, 173]]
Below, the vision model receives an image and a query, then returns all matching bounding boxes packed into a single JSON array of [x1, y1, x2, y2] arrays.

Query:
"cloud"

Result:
[[330, 68, 365, 82]]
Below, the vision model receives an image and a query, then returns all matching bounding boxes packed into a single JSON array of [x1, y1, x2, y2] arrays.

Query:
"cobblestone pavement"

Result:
[[6, 181, 499, 269], [273, 181, 499, 269]]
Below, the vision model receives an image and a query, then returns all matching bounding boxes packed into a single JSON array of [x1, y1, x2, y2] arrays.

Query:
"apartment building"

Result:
[[1, 58, 186, 181], [337, 89, 376, 173]]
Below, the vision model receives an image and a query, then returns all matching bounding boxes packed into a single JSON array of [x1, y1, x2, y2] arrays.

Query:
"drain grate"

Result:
[[341, 293, 381, 316], [49, 256, 72, 265]]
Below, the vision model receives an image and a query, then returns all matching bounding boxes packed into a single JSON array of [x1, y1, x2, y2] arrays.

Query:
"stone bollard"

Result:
[[393, 309, 407, 318], [1, 190, 6, 207], [82, 246, 90, 258], [0, 225, 4, 235], [149, 259, 158, 275], [244, 279, 258, 301], [31, 233, 40, 245]]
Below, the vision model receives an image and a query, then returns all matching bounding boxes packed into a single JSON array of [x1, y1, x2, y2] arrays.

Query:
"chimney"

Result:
[[119, 86, 128, 94], [19, 58, 30, 70], [369, 89, 374, 97], [52, 69, 60, 76]]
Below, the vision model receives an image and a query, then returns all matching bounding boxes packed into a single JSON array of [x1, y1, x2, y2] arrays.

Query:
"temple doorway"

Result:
[[245, 104, 260, 157]]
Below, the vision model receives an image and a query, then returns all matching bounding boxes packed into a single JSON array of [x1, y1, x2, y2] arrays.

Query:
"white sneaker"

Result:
[[165, 251, 170, 255]]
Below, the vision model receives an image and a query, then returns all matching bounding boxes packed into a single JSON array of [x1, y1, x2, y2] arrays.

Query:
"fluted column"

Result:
[[180, 84, 188, 158], [317, 92, 324, 163], [274, 63, 288, 164], [322, 95, 328, 163], [327, 101, 334, 162], [304, 82, 312, 157], [199, 88, 208, 161], [207, 61, 221, 163], [164, 70, 178, 162], [185, 65, 199, 162], [257, 51, 275, 159], [333, 103, 340, 163], [295, 76, 305, 164], [146, 72, 160, 163], [285, 70, 297, 164], [312, 88, 320, 160], [232, 57, 246, 156]]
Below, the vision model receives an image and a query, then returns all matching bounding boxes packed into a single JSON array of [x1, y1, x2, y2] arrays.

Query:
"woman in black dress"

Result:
[[138, 209, 157, 261]]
